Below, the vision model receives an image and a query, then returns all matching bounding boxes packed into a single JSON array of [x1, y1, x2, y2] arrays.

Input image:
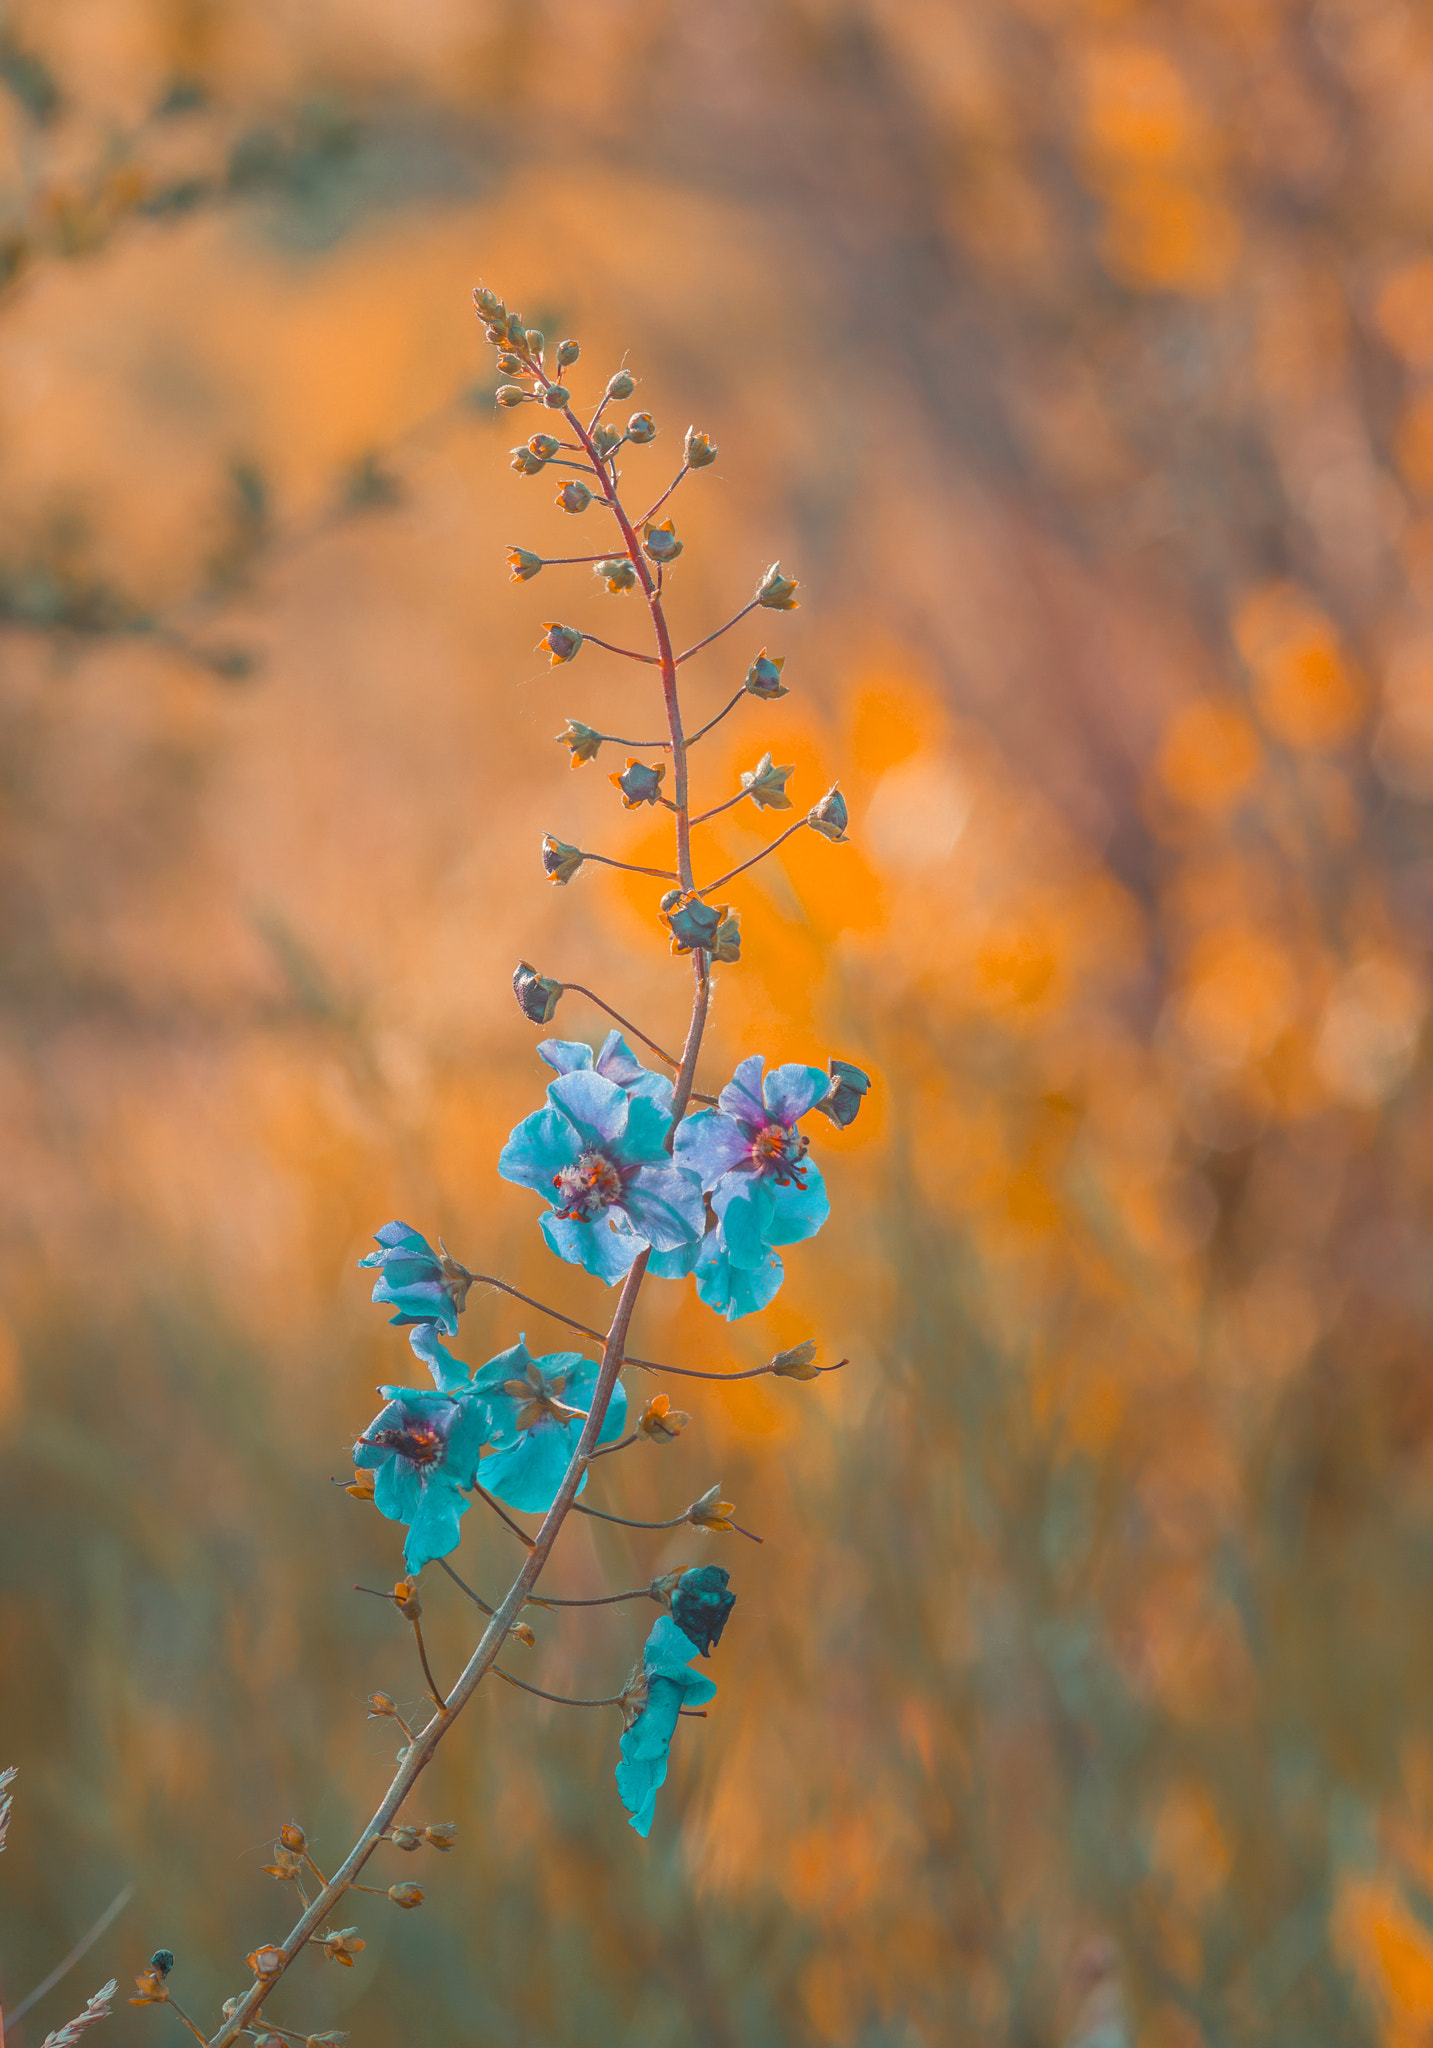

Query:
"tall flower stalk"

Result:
[[134, 289, 866, 2048]]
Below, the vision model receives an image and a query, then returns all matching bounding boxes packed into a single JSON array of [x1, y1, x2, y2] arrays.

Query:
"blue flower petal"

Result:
[[765, 1158, 830, 1247], [717, 1055, 767, 1129], [403, 1480, 469, 1572], [693, 1232, 784, 1319], [479, 1419, 586, 1513], [499, 1105, 582, 1194], [541, 1210, 643, 1284], [647, 1235, 705, 1280], [594, 1030, 648, 1088], [547, 1069, 631, 1151], [615, 1617, 719, 1836], [711, 1176, 777, 1269], [537, 1038, 596, 1076], [622, 1165, 705, 1251], [621, 1091, 677, 1166], [673, 1108, 750, 1189], [407, 1324, 472, 1393], [761, 1062, 832, 1126]]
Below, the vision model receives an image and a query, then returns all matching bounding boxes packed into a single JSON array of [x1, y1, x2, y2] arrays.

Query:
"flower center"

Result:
[[751, 1121, 809, 1187], [364, 1415, 444, 1466], [552, 1148, 624, 1221]]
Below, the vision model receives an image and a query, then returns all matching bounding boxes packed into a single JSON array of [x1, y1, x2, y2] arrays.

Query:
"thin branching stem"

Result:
[[525, 1587, 657, 1608], [437, 1558, 494, 1615], [581, 632, 661, 665], [689, 789, 750, 827], [687, 688, 749, 747], [699, 818, 810, 894], [534, 553, 610, 565], [557, 986, 681, 1066], [583, 851, 679, 881], [587, 1431, 639, 1459], [493, 1668, 624, 1708], [571, 1502, 689, 1530], [471, 1483, 536, 1548], [675, 599, 760, 664], [409, 1618, 448, 1712], [638, 466, 689, 527]]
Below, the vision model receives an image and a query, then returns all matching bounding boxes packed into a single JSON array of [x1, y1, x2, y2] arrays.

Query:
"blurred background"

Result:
[[3, 1, 1433, 2043]]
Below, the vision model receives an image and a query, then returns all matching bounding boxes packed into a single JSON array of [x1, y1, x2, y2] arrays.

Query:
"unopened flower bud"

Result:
[[807, 785, 848, 841], [591, 423, 622, 459], [769, 1339, 820, 1380], [506, 547, 543, 581], [319, 1929, 365, 1967], [344, 1468, 376, 1501], [150, 1951, 175, 1980], [484, 323, 506, 346], [638, 1392, 691, 1441], [367, 1692, 397, 1719], [510, 447, 545, 475], [223, 2000, 241, 2020], [557, 338, 580, 366], [392, 1579, 421, 1618], [757, 561, 800, 609], [712, 913, 741, 964], [538, 622, 582, 665], [741, 752, 795, 810], [388, 1826, 422, 1850], [496, 351, 525, 375], [279, 1822, 307, 1852], [422, 1823, 457, 1850], [508, 1620, 536, 1647], [524, 328, 545, 357], [261, 1848, 302, 1880], [626, 411, 657, 443], [648, 1569, 683, 1609], [541, 384, 571, 410], [606, 370, 635, 400], [684, 426, 718, 468], [495, 384, 527, 408], [744, 649, 787, 699], [557, 480, 592, 514], [557, 718, 603, 766], [248, 1946, 285, 1978], [815, 1057, 871, 1128], [660, 890, 726, 955], [388, 1883, 425, 1909], [595, 557, 637, 594], [611, 758, 666, 808], [514, 961, 564, 1024], [505, 318, 527, 347], [542, 836, 586, 885], [642, 518, 682, 563], [686, 1483, 738, 1533], [473, 285, 503, 320], [671, 1563, 736, 1656], [528, 433, 560, 460]]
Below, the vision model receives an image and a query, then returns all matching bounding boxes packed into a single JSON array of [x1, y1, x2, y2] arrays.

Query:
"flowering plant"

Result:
[[127, 286, 867, 2046]]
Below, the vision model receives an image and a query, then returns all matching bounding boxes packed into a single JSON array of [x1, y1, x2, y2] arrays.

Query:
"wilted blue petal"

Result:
[[616, 1617, 719, 1836], [762, 1062, 833, 1127], [359, 1220, 460, 1336], [766, 1158, 830, 1247], [673, 1108, 750, 1189], [541, 1210, 643, 1284], [499, 1105, 582, 1193]]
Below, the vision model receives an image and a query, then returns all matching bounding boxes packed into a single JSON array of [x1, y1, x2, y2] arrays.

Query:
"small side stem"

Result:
[[492, 1668, 624, 1708], [583, 851, 679, 881], [675, 599, 760, 664], [571, 1502, 688, 1530], [699, 819, 808, 894], [409, 1617, 448, 1712], [687, 688, 748, 747], [472, 1483, 536, 1548]]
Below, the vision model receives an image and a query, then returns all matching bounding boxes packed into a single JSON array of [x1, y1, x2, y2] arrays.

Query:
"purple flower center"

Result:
[[362, 1408, 445, 1466], [751, 1121, 809, 1187], [552, 1149, 625, 1221]]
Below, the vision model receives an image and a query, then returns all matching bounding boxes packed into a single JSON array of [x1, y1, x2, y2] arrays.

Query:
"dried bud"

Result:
[[557, 719, 603, 766], [261, 1849, 302, 1881], [684, 425, 718, 468], [388, 1883, 425, 1909], [506, 547, 543, 581], [557, 479, 592, 514], [712, 913, 741, 965], [130, 1965, 170, 2007], [306, 2034, 351, 2045], [642, 518, 683, 564], [150, 1951, 175, 1980], [611, 757, 667, 808], [319, 1929, 365, 1968], [248, 1946, 285, 1979], [422, 1823, 457, 1850], [473, 285, 503, 320], [495, 384, 527, 408], [344, 1467, 376, 1501], [388, 1826, 422, 1851], [495, 351, 525, 375], [744, 649, 787, 700], [626, 411, 657, 443], [508, 1620, 537, 1647], [638, 1392, 691, 1441], [279, 1821, 307, 1851], [528, 433, 560, 460], [814, 1057, 871, 1128], [607, 370, 635, 400], [618, 1662, 650, 1731], [542, 836, 586, 886], [671, 1563, 736, 1656], [686, 1482, 737, 1533], [769, 1339, 820, 1380], [510, 448, 545, 475], [541, 384, 571, 410], [648, 1569, 684, 1609], [660, 890, 726, 956], [591, 423, 622, 459], [392, 1579, 422, 1619], [524, 328, 546, 357], [757, 561, 800, 610], [595, 557, 637, 594], [367, 1692, 397, 1719], [557, 338, 580, 367], [538, 622, 583, 665], [807, 785, 848, 842], [514, 962, 564, 1025], [741, 751, 795, 811]]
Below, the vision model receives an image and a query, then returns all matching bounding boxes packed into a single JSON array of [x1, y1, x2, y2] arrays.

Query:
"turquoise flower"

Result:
[[538, 1030, 674, 1112], [499, 1068, 703, 1284], [648, 1228, 784, 1321], [467, 1336, 627, 1513], [353, 1385, 488, 1573], [615, 1616, 718, 1837], [359, 1222, 470, 1337]]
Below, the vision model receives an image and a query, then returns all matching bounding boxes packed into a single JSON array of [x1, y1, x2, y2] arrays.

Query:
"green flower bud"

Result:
[[484, 323, 506, 346], [660, 890, 726, 955], [510, 448, 544, 474], [740, 751, 794, 810], [514, 963, 565, 1025], [542, 384, 571, 410], [684, 426, 717, 468], [627, 411, 657, 443], [642, 518, 683, 563], [591, 423, 622, 459], [496, 384, 527, 408], [557, 479, 593, 513], [557, 719, 603, 765], [557, 338, 580, 367], [744, 649, 787, 699], [814, 1057, 871, 1128], [610, 758, 666, 808], [757, 561, 800, 609], [505, 317, 527, 346], [473, 285, 504, 320], [595, 557, 637, 594], [712, 913, 741, 964], [607, 370, 635, 400], [538, 623, 582, 665], [496, 351, 525, 375], [524, 328, 545, 357], [807, 785, 848, 841], [506, 547, 543, 581], [528, 433, 560, 460], [542, 836, 586, 885]]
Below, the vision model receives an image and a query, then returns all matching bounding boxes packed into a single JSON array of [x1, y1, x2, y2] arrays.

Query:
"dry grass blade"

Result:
[[39, 1979, 117, 2047], [0, 1765, 15, 1854]]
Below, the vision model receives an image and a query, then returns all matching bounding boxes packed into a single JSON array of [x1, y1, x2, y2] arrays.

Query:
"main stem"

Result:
[[207, 376, 711, 2047]]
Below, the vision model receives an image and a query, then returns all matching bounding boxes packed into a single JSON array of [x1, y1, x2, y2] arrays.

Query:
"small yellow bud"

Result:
[[388, 1882, 424, 1909]]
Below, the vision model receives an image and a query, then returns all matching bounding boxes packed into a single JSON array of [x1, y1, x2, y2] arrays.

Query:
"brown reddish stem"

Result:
[[699, 819, 809, 895]]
